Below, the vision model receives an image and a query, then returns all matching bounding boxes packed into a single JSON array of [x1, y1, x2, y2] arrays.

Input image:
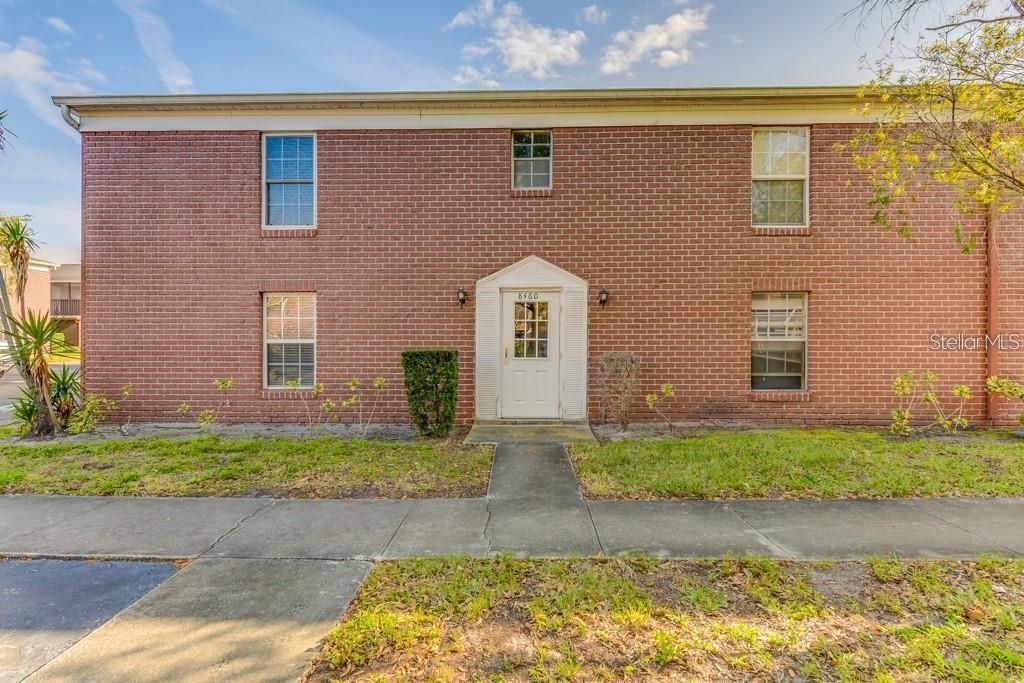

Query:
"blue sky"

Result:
[[0, 0, 922, 263]]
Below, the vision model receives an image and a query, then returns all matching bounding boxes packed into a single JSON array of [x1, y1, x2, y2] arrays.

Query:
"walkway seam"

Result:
[[584, 501, 607, 556], [562, 444, 606, 555], [197, 500, 277, 558], [378, 500, 416, 559], [721, 503, 795, 560], [907, 501, 1022, 557]]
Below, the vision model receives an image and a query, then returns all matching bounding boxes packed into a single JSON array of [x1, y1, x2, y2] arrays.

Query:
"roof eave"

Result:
[[52, 86, 869, 115]]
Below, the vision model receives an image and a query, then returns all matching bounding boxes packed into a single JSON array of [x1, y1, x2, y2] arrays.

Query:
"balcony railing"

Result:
[[51, 299, 81, 317]]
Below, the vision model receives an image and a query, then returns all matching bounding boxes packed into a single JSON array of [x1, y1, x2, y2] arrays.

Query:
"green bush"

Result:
[[401, 349, 458, 437]]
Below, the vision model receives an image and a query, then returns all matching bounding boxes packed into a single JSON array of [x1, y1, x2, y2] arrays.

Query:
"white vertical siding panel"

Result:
[[475, 289, 500, 419], [563, 286, 588, 419]]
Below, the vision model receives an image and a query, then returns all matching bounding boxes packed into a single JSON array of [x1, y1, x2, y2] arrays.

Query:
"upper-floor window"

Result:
[[751, 292, 806, 390], [512, 130, 551, 190], [752, 128, 808, 226], [264, 292, 316, 388], [264, 134, 315, 228]]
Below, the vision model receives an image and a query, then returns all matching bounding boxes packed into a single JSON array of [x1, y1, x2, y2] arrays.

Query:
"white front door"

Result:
[[500, 290, 560, 418]]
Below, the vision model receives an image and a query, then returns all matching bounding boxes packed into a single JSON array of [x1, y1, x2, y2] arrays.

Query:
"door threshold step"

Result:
[[465, 421, 597, 445]]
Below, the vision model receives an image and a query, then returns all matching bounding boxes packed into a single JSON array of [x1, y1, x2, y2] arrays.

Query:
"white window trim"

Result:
[[263, 292, 317, 390], [261, 132, 317, 230], [751, 126, 810, 228], [511, 129, 553, 191], [751, 292, 808, 391]]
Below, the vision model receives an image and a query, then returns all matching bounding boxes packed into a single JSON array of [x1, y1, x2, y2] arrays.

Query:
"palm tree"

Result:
[[0, 215, 40, 318], [3, 310, 71, 436], [0, 215, 40, 394]]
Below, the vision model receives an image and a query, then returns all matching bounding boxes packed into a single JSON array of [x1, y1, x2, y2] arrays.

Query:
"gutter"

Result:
[[986, 203, 1001, 425], [59, 104, 80, 131]]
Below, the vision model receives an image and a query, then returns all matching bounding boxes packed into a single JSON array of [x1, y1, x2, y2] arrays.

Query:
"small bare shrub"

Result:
[[646, 383, 677, 433], [597, 352, 641, 431], [890, 370, 971, 436]]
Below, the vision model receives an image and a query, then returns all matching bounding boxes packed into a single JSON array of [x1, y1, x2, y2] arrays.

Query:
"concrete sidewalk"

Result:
[[1, 492, 1021, 561]]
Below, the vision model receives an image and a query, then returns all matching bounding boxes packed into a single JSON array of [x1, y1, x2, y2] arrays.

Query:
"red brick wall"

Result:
[[81, 125, 1017, 425], [8, 268, 51, 317]]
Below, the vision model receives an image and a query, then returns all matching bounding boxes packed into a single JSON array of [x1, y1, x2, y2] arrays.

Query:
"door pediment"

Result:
[[477, 255, 586, 291]]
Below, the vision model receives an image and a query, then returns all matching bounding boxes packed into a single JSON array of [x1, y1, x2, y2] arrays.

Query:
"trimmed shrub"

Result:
[[401, 349, 459, 437]]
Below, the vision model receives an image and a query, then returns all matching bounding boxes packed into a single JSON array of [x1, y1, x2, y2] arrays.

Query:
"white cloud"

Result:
[[446, 0, 495, 30], [114, 0, 195, 93], [453, 64, 501, 88], [448, 1, 586, 81], [0, 37, 100, 138], [581, 4, 609, 24], [600, 5, 710, 75], [45, 16, 75, 35], [74, 58, 108, 84], [729, 34, 744, 45]]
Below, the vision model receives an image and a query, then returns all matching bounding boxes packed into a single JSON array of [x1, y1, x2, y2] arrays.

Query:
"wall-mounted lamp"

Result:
[[457, 287, 467, 307], [598, 288, 609, 307]]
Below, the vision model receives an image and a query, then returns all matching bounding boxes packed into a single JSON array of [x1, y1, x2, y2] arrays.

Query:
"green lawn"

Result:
[[306, 555, 1024, 682], [571, 428, 1024, 499], [0, 435, 491, 498]]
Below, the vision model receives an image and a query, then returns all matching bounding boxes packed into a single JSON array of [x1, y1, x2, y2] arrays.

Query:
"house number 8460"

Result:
[[516, 292, 540, 301]]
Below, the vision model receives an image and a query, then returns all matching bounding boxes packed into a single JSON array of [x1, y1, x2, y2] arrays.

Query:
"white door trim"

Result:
[[475, 256, 588, 420]]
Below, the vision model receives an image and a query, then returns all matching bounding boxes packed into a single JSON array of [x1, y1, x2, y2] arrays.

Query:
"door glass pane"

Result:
[[513, 296, 550, 358]]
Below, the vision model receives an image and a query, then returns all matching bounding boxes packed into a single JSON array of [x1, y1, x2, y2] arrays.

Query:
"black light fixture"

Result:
[[457, 287, 467, 307], [598, 288, 609, 307]]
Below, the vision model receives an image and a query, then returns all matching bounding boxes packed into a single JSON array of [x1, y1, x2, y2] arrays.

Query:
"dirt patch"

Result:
[[808, 562, 866, 603]]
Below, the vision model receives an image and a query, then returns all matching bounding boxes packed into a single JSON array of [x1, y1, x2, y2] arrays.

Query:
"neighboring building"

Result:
[[6, 257, 59, 319], [2, 259, 81, 348], [50, 263, 82, 345], [53, 88, 1024, 425]]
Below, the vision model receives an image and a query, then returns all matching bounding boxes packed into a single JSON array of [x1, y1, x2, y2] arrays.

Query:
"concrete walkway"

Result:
[[1, 470, 1022, 561]]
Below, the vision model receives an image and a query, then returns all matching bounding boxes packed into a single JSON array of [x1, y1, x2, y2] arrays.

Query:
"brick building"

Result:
[[52, 87, 1024, 426]]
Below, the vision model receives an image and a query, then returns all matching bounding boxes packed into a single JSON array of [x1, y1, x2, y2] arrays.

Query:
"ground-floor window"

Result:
[[264, 292, 315, 388], [751, 292, 806, 390]]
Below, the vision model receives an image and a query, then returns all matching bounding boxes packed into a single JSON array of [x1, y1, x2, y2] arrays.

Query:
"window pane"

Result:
[[533, 144, 550, 158], [266, 181, 314, 226], [513, 144, 531, 158], [752, 129, 807, 177], [752, 374, 803, 390], [533, 131, 550, 144], [513, 131, 532, 144], [266, 136, 282, 157], [751, 180, 805, 225], [267, 344, 283, 363]]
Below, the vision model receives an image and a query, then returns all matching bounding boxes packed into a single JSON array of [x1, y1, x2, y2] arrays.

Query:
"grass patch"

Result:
[[0, 435, 491, 498], [571, 428, 1024, 499], [308, 555, 1024, 682]]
